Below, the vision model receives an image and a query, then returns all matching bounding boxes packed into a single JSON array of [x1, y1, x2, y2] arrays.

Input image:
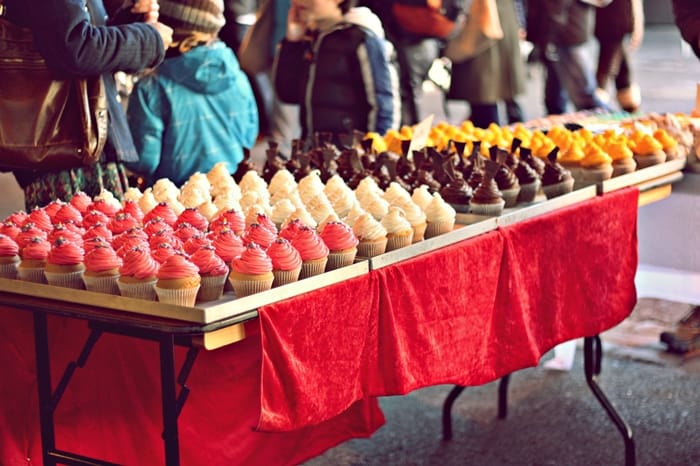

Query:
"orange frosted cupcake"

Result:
[[267, 238, 302, 287], [82, 244, 122, 295], [291, 226, 329, 279], [630, 133, 666, 169], [155, 253, 201, 307], [45, 238, 85, 289], [229, 243, 274, 297], [320, 221, 358, 270], [0, 234, 20, 279], [190, 245, 229, 302], [579, 143, 614, 185], [117, 247, 159, 301], [18, 236, 50, 283], [605, 138, 637, 177]]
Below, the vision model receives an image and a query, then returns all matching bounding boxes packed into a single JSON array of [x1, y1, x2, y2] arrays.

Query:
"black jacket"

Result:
[[672, 0, 700, 60]]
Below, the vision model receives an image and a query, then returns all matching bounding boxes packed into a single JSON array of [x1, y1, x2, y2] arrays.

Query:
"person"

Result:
[[220, 0, 259, 53], [526, 0, 610, 115], [447, 0, 526, 128], [3, 0, 172, 210], [273, 0, 399, 146], [594, 0, 643, 113], [672, 0, 700, 60], [127, 0, 259, 188]]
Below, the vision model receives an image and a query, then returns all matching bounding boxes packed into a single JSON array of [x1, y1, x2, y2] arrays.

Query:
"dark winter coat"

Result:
[[672, 0, 700, 60], [448, 0, 525, 103], [274, 20, 399, 142], [526, 0, 594, 48], [594, 0, 634, 41]]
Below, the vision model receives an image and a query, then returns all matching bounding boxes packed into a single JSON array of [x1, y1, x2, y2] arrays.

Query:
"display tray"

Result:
[[598, 158, 686, 194], [0, 260, 369, 325]]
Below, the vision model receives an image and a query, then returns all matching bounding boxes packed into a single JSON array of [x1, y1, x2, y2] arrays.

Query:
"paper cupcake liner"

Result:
[[447, 202, 471, 213], [357, 237, 388, 258], [83, 274, 121, 295], [229, 274, 274, 298], [469, 199, 505, 217], [197, 274, 228, 302], [18, 267, 47, 284], [424, 219, 456, 239], [634, 152, 666, 169], [300, 257, 329, 279], [155, 285, 200, 307], [411, 222, 427, 243], [517, 180, 541, 204], [325, 249, 357, 271], [500, 187, 521, 208], [386, 231, 414, 251], [117, 279, 158, 301], [44, 270, 85, 290], [542, 178, 575, 199], [0, 261, 19, 279], [272, 267, 301, 287], [612, 158, 637, 177], [581, 164, 614, 184]]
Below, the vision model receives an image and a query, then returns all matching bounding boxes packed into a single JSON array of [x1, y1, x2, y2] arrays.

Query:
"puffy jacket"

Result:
[[274, 11, 399, 143], [126, 41, 259, 187]]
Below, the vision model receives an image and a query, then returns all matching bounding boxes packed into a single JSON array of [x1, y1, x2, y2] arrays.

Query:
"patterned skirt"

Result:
[[21, 162, 130, 211]]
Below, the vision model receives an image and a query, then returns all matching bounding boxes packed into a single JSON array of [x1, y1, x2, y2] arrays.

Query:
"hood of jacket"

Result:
[[343, 6, 386, 39], [157, 41, 238, 94]]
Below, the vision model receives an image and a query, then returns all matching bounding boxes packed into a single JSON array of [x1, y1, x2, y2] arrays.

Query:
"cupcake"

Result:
[[291, 226, 330, 279], [183, 233, 212, 256], [381, 206, 414, 251], [469, 159, 505, 216], [606, 138, 637, 177], [541, 148, 575, 199], [0, 234, 20, 279], [174, 222, 200, 243], [243, 223, 277, 249], [69, 191, 93, 215], [0, 221, 21, 241], [44, 238, 85, 289], [154, 253, 201, 307], [439, 173, 473, 213], [143, 202, 179, 227], [25, 208, 53, 233], [190, 245, 229, 302], [579, 143, 614, 185], [108, 212, 139, 235], [493, 158, 521, 208], [18, 236, 50, 283], [210, 209, 246, 236], [117, 247, 159, 301], [211, 228, 246, 264], [514, 150, 542, 203], [425, 193, 458, 237], [229, 243, 274, 297], [631, 133, 666, 169], [392, 199, 427, 243], [352, 212, 388, 258], [82, 244, 122, 295], [267, 238, 302, 286], [177, 207, 209, 232], [151, 242, 178, 264], [319, 221, 358, 270], [121, 200, 145, 226], [654, 128, 685, 161]]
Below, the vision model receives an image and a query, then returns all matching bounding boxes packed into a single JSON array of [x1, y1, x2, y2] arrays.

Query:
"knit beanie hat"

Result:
[[159, 0, 226, 37]]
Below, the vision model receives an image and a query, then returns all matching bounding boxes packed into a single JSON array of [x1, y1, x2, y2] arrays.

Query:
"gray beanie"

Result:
[[159, 0, 226, 36]]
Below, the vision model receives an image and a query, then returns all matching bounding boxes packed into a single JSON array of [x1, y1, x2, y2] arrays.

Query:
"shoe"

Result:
[[616, 84, 641, 113], [660, 305, 700, 353]]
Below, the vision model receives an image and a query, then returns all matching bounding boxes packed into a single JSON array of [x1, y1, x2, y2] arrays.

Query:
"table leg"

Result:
[[33, 312, 57, 466], [583, 335, 636, 466], [159, 334, 180, 466]]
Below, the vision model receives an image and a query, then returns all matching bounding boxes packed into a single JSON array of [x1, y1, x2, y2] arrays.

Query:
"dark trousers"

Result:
[[596, 38, 632, 91]]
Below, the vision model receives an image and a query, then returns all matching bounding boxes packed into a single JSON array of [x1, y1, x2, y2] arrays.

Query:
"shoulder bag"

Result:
[[0, 1, 108, 172], [443, 0, 503, 64]]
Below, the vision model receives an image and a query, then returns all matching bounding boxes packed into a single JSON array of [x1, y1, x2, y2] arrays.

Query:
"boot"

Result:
[[660, 305, 700, 354], [617, 84, 641, 113]]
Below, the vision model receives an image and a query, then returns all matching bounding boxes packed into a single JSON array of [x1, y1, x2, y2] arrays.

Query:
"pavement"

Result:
[[301, 25, 700, 466]]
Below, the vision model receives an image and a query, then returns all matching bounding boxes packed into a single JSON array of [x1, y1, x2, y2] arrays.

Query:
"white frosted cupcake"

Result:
[[381, 206, 414, 251], [352, 212, 388, 258], [383, 181, 413, 205], [411, 185, 434, 211], [392, 199, 427, 243], [424, 193, 456, 238]]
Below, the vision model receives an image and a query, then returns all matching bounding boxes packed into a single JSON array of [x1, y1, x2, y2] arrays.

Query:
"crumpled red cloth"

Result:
[[256, 188, 639, 432], [0, 308, 384, 466]]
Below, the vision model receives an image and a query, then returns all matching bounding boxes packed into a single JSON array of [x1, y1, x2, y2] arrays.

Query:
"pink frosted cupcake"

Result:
[[174, 223, 200, 243], [83, 224, 114, 243], [0, 221, 21, 241], [211, 209, 245, 236], [83, 236, 112, 254], [319, 221, 358, 271], [6, 210, 29, 228], [229, 243, 274, 297], [143, 202, 178, 227], [49, 224, 84, 247], [82, 209, 110, 229], [0, 234, 20, 279], [212, 228, 246, 264], [121, 200, 145, 226], [54, 203, 83, 227], [18, 236, 50, 283], [25, 208, 53, 233], [154, 253, 201, 306], [45, 238, 85, 289], [144, 217, 173, 237], [108, 212, 139, 235], [291, 226, 329, 279], [246, 211, 277, 235], [88, 199, 120, 217], [82, 244, 122, 295], [190, 245, 229, 302], [183, 233, 212, 255], [69, 191, 93, 214], [151, 242, 178, 264], [16, 224, 48, 250], [243, 223, 277, 249], [267, 238, 302, 287], [177, 208, 209, 232], [117, 247, 159, 300], [113, 229, 150, 256], [278, 218, 305, 242]]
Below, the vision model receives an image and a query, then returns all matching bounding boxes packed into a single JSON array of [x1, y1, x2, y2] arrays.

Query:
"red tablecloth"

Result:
[[0, 188, 639, 464]]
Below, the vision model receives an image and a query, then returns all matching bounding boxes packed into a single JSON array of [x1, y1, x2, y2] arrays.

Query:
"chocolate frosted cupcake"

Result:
[[469, 160, 505, 216], [541, 148, 575, 199], [491, 148, 520, 208], [439, 160, 472, 213], [514, 156, 542, 204]]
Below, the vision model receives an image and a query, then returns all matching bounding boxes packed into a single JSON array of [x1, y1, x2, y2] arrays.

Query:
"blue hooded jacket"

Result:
[[127, 41, 258, 187]]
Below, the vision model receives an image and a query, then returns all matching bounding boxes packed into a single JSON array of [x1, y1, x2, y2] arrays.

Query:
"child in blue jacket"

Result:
[[127, 0, 258, 187]]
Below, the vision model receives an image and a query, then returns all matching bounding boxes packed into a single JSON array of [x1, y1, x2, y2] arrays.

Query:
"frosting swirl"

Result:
[[291, 227, 329, 261], [177, 208, 209, 232], [243, 223, 277, 249], [267, 238, 302, 271], [381, 207, 413, 235], [352, 212, 387, 241], [212, 229, 246, 263], [424, 193, 457, 223], [21, 236, 50, 261], [84, 245, 122, 273], [69, 191, 92, 214], [320, 221, 359, 251], [0, 234, 19, 257], [231, 243, 273, 274], [190, 245, 229, 276], [119, 247, 159, 279], [157, 253, 200, 280], [47, 239, 84, 266], [143, 203, 178, 227]]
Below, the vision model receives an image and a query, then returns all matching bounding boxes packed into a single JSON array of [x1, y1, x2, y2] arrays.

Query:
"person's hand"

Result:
[[150, 22, 173, 50], [131, 0, 159, 23], [286, 3, 304, 41]]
